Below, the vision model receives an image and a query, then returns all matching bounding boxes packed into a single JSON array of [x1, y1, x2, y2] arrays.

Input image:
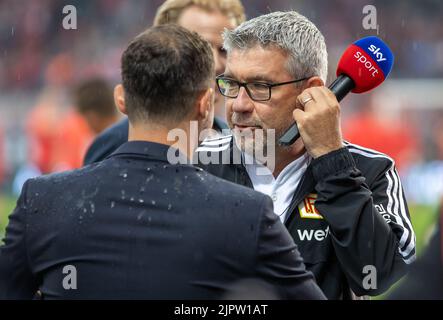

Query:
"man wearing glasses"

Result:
[[197, 11, 415, 300]]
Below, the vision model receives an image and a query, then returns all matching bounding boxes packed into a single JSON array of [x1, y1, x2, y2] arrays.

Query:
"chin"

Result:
[[233, 132, 268, 160]]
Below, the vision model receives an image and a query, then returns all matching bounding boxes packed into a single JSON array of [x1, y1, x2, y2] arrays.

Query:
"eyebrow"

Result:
[[222, 72, 275, 83]]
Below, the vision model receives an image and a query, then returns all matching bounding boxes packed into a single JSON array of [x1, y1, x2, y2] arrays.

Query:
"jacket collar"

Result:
[[225, 134, 317, 225], [107, 141, 189, 164]]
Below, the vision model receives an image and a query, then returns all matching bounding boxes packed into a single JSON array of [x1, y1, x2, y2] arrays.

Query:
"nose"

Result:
[[231, 87, 255, 114]]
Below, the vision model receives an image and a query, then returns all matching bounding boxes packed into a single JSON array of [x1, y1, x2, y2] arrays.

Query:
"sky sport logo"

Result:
[[368, 45, 388, 63], [353, 50, 381, 78]]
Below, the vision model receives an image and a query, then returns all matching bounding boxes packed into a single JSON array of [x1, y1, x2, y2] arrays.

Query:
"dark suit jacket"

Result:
[[83, 117, 229, 166], [0, 141, 325, 300]]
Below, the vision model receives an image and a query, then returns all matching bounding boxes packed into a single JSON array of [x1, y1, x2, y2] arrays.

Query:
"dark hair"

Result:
[[121, 24, 214, 125], [74, 78, 115, 117]]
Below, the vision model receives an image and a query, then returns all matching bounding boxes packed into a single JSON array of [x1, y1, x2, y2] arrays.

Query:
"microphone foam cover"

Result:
[[336, 36, 394, 93]]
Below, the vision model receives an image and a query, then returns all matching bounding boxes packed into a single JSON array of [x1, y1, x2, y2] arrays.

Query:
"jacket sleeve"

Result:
[[255, 196, 326, 300], [311, 147, 415, 296], [0, 180, 39, 299]]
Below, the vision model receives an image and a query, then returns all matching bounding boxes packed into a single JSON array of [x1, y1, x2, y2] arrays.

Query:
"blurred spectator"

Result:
[[50, 78, 119, 172], [402, 161, 443, 205], [26, 88, 68, 174], [49, 111, 93, 172], [72, 78, 120, 135], [25, 54, 74, 174], [342, 95, 422, 173], [1, 0, 442, 92]]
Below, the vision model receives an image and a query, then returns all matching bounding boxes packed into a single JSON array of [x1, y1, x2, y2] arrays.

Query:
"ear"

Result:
[[296, 76, 325, 112], [114, 84, 127, 115], [197, 87, 214, 120], [305, 76, 325, 88]]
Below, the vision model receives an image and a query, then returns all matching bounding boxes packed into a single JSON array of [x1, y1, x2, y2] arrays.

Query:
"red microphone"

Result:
[[278, 36, 394, 146]]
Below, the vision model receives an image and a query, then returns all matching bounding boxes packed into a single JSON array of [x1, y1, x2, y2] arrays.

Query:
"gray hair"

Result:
[[223, 11, 328, 83]]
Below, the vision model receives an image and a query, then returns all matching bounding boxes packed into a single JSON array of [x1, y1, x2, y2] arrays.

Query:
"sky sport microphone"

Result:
[[278, 36, 394, 146]]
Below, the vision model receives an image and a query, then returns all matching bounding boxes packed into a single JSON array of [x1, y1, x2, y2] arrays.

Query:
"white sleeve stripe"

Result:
[[402, 252, 416, 265], [385, 170, 406, 237], [347, 148, 391, 161], [345, 142, 394, 162], [402, 245, 416, 261], [386, 167, 416, 258], [387, 169, 411, 252], [384, 167, 414, 259], [347, 145, 415, 256], [389, 169, 411, 251], [389, 167, 415, 253], [346, 143, 416, 263], [394, 167, 416, 255], [405, 246, 416, 257]]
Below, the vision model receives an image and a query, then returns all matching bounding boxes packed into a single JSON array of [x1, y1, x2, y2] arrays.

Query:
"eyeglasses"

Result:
[[216, 75, 308, 102]]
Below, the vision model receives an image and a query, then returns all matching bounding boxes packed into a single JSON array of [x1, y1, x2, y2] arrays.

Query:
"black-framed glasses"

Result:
[[216, 75, 308, 102]]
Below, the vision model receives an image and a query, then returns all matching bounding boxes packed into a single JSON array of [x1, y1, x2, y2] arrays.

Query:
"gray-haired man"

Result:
[[197, 11, 415, 299]]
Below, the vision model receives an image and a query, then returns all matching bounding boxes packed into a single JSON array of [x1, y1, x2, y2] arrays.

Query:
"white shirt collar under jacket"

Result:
[[244, 152, 311, 223]]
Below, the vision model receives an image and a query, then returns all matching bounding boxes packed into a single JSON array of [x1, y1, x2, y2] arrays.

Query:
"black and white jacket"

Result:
[[195, 135, 415, 300]]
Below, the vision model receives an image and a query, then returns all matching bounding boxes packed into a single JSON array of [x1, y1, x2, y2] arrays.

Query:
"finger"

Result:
[[304, 87, 337, 113], [318, 87, 341, 117], [292, 108, 306, 126], [297, 92, 315, 110], [301, 87, 324, 112], [317, 87, 339, 107]]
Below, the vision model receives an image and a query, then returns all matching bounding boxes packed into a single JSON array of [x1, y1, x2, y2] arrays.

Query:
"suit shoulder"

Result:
[[26, 163, 101, 193], [193, 166, 269, 211]]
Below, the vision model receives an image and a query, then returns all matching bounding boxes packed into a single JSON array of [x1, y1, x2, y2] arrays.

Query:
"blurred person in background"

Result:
[[73, 78, 120, 135], [83, 0, 246, 165], [342, 94, 421, 173], [50, 78, 120, 172], [26, 54, 74, 175], [154, 0, 244, 118], [12, 54, 76, 195]]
